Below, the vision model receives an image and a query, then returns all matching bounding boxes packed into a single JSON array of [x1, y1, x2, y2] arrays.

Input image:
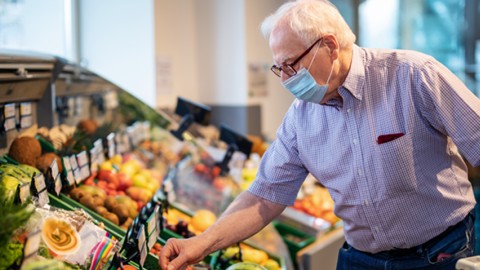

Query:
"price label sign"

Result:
[[20, 102, 32, 115], [108, 146, 115, 159], [63, 157, 71, 171], [37, 189, 49, 207], [33, 173, 46, 194], [50, 159, 59, 181], [4, 118, 16, 131], [20, 230, 41, 269], [70, 155, 78, 170], [80, 165, 90, 180], [90, 147, 98, 174], [77, 151, 88, 168], [18, 183, 30, 204], [4, 103, 15, 118], [62, 157, 75, 186], [137, 224, 147, 267], [107, 133, 115, 148], [20, 115, 32, 128], [147, 213, 156, 237], [54, 176, 62, 196], [73, 169, 82, 184]]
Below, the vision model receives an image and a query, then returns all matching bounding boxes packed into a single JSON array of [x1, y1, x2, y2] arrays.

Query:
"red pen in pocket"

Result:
[[377, 133, 405, 144]]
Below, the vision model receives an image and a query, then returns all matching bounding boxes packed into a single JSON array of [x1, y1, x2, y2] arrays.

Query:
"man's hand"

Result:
[[158, 191, 286, 270], [159, 236, 211, 270]]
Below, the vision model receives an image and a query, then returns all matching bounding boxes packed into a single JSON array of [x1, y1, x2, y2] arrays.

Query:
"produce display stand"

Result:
[[296, 227, 345, 270], [272, 221, 315, 267]]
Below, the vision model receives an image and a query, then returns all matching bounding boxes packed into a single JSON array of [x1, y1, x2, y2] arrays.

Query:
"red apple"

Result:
[[117, 173, 133, 191], [97, 170, 118, 187]]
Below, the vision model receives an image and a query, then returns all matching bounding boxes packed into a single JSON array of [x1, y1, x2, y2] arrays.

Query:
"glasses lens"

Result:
[[283, 65, 296, 77], [271, 66, 281, 77]]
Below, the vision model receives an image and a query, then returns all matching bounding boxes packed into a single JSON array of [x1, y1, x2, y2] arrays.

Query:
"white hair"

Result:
[[261, 0, 356, 49]]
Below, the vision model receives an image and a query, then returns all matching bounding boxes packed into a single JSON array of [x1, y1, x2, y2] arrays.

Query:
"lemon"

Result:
[[264, 259, 280, 270]]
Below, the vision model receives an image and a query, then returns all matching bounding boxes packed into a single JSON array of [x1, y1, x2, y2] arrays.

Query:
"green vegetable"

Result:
[[38, 244, 51, 259], [22, 259, 66, 270], [0, 242, 23, 269]]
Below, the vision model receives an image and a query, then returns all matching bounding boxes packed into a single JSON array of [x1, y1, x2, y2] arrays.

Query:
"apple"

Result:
[[117, 173, 133, 191], [97, 170, 118, 188]]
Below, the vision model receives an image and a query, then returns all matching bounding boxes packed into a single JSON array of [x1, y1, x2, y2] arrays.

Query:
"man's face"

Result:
[[269, 22, 337, 103]]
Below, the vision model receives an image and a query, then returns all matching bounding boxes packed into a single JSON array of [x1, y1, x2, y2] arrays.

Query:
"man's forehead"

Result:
[[270, 23, 305, 65]]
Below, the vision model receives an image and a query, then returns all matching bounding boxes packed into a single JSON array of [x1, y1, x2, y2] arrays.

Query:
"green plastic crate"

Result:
[[272, 221, 315, 267], [35, 135, 57, 153], [3, 154, 19, 165]]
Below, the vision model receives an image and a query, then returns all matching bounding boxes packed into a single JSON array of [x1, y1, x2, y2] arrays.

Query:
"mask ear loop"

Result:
[[307, 40, 321, 71]]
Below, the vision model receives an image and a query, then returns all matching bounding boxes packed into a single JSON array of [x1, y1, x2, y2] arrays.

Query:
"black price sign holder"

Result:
[[30, 173, 49, 207], [111, 221, 146, 270]]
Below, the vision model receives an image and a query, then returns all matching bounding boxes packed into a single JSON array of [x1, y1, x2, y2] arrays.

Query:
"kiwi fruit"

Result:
[[79, 195, 96, 210], [104, 196, 117, 211], [70, 188, 86, 201], [104, 213, 119, 226], [93, 196, 105, 207], [95, 206, 108, 217], [112, 204, 129, 224]]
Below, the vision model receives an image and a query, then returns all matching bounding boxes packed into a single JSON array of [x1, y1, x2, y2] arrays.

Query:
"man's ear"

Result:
[[323, 35, 339, 61]]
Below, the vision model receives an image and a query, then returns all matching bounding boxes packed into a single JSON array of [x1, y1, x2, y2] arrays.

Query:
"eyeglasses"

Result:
[[270, 37, 323, 77]]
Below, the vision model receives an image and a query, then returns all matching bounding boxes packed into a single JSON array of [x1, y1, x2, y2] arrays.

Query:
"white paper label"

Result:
[[4, 117, 16, 131], [20, 116, 32, 128], [147, 215, 156, 236], [148, 232, 157, 251], [50, 159, 59, 180], [80, 165, 90, 180], [4, 103, 15, 118], [139, 243, 147, 267], [19, 183, 30, 204], [38, 189, 49, 207], [54, 175, 62, 196], [20, 102, 32, 115], [108, 146, 115, 159], [70, 155, 78, 170], [21, 230, 41, 268], [63, 157, 71, 171], [77, 151, 88, 167], [66, 171, 74, 186], [73, 169, 82, 184], [34, 173, 46, 193], [138, 224, 146, 251], [90, 161, 98, 174], [107, 133, 115, 148]]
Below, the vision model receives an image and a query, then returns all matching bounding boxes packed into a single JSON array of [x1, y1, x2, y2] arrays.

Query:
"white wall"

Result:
[[154, 0, 199, 108], [194, 0, 247, 106], [245, 0, 295, 140], [79, 0, 156, 107]]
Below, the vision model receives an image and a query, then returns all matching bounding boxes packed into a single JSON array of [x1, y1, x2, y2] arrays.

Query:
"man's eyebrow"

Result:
[[277, 54, 296, 66]]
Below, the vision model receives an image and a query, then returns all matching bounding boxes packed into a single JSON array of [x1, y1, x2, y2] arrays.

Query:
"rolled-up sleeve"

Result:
[[416, 58, 480, 167], [248, 101, 308, 206]]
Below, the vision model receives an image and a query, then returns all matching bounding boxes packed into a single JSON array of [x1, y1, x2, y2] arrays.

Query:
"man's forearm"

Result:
[[197, 191, 286, 256]]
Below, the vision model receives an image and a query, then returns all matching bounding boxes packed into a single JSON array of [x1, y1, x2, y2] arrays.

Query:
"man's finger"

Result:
[[166, 254, 188, 270], [159, 241, 177, 269]]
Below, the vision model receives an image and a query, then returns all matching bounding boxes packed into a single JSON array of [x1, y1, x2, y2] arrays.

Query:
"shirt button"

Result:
[[358, 169, 362, 175], [365, 200, 369, 205], [353, 139, 358, 144], [375, 227, 380, 232], [347, 109, 351, 113], [357, 94, 362, 99]]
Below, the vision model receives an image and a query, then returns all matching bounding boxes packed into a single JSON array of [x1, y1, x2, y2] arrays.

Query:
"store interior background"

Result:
[[1, 0, 478, 143]]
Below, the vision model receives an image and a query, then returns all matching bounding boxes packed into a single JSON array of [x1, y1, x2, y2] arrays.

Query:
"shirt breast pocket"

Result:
[[375, 132, 418, 196]]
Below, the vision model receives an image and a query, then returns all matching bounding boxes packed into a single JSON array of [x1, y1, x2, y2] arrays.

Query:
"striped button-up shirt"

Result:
[[248, 44, 479, 253]]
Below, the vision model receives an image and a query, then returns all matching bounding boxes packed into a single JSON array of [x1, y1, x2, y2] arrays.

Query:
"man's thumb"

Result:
[[167, 254, 187, 270]]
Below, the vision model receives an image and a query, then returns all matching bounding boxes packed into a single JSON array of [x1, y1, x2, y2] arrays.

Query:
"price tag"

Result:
[[107, 133, 115, 148], [73, 169, 82, 184], [80, 165, 90, 180], [147, 213, 156, 236], [4, 117, 16, 131], [66, 171, 75, 186], [33, 173, 46, 194], [63, 157, 71, 171], [148, 231, 157, 251], [137, 224, 147, 267], [18, 183, 30, 204], [20, 115, 32, 128], [50, 159, 59, 181], [139, 243, 147, 267], [108, 146, 115, 159], [20, 230, 41, 269], [70, 155, 78, 170], [54, 175, 62, 196], [20, 102, 32, 115], [4, 103, 15, 118], [77, 151, 88, 167], [37, 189, 49, 207]]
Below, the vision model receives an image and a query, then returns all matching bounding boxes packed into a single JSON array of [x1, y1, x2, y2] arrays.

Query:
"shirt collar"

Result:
[[341, 44, 365, 101]]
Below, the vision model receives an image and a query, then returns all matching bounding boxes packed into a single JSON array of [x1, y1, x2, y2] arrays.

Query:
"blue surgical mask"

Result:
[[282, 44, 335, 104]]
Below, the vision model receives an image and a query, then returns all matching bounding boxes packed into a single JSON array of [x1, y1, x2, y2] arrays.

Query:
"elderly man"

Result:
[[160, 0, 480, 269]]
